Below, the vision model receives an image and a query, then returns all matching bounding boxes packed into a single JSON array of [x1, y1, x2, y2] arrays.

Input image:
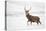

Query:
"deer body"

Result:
[[24, 7, 41, 24]]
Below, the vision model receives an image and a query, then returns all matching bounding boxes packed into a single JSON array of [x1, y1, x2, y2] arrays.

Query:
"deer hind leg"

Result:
[[37, 21, 39, 24], [37, 19, 41, 24], [36, 19, 39, 24], [38, 21, 41, 24]]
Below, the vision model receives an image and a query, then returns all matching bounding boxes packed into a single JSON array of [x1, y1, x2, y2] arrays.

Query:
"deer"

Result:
[[24, 6, 41, 25]]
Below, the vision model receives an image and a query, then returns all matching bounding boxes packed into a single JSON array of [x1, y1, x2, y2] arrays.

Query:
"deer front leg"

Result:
[[30, 21, 32, 25], [27, 20, 29, 25]]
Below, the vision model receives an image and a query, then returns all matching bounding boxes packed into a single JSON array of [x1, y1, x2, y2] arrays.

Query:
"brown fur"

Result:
[[24, 7, 41, 24], [26, 13, 41, 24]]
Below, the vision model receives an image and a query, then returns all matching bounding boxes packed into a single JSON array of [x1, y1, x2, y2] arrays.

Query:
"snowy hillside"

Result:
[[7, 1, 45, 31]]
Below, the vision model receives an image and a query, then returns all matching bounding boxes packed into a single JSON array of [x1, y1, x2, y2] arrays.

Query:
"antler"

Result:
[[24, 5, 31, 11], [29, 7, 31, 10], [24, 6, 26, 10]]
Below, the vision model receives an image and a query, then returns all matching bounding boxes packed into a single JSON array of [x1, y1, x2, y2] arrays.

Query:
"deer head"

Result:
[[24, 6, 31, 15]]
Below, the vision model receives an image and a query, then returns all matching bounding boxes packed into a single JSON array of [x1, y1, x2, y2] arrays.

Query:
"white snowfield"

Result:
[[7, 1, 45, 31]]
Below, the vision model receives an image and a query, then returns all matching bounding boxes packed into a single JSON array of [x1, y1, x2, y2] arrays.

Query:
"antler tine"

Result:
[[24, 5, 26, 11], [24, 7, 26, 10], [29, 7, 31, 10]]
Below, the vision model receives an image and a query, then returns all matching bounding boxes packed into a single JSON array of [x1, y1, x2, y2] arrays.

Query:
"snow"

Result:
[[7, 1, 45, 31]]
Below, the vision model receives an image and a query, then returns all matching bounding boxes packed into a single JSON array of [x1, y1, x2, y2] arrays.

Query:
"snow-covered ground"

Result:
[[7, 1, 45, 31]]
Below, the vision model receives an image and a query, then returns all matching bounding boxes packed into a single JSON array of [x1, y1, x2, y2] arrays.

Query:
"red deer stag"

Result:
[[24, 7, 41, 25]]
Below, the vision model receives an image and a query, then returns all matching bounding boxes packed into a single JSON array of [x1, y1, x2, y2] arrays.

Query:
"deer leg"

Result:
[[37, 21, 39, 24], [38, 19, 41, 24], [38, 21, 41, 24], [30, 21, 32, 25], [27, 20, 29, 25]]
